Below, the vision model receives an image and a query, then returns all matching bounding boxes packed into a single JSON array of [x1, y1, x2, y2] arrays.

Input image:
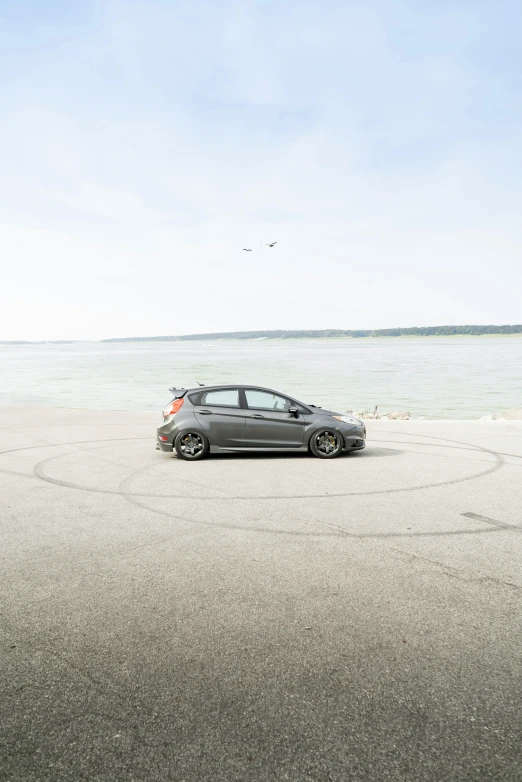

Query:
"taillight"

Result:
[[163, 398, 184, 417]]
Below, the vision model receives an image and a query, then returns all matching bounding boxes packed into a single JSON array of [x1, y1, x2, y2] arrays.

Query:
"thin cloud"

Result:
[[1, 0, 522, 340]]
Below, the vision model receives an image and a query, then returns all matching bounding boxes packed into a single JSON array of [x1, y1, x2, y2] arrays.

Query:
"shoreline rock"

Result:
[[349, 408, 411, 421], [479, 407, 522, 421]]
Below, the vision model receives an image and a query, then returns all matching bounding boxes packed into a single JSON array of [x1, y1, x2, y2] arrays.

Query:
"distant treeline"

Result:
[[102, 324, 522, 342], [2, 326, 521, 345]]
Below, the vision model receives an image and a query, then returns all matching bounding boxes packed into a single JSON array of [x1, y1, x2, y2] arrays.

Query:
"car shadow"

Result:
[[354, 447, 404, 458], [191, 446, 403, 461]]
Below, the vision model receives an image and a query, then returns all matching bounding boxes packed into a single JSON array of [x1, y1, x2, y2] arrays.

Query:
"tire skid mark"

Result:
[[119, 490, 502, 539], [33, 451, 503, 499], [0, 436, 152, 457], [18, 432, 504, 539], [367, 440, 522, 467], [116, 435, 509, 539], [0, 437, 152, 481], [118, 463, 230, 499], [461, 511, 521, 532], [9, 429, 514, 539], [372, 437, 522, 461]]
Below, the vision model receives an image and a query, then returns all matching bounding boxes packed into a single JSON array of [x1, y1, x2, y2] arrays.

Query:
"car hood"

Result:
[[308, 406, 341, 418]]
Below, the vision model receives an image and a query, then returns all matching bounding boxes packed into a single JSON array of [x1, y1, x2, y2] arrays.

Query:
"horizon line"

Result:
[[2, 323, 522, 344]]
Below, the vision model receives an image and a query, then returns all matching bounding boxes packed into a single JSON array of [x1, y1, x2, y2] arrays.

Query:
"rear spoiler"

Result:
[[168, 387, 188, 398]]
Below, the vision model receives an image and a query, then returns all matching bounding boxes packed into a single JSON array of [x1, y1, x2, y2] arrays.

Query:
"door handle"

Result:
[[198, 410, 212, 415], [249, 414, 265, 419]]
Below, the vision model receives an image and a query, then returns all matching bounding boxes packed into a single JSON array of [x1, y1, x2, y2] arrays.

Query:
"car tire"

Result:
[[174, 431, 209, 461], [309, 429, 343, 459]]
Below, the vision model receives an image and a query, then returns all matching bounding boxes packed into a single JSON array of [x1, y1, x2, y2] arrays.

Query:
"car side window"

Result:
[[245, 389, 291, 411], [199, 388, 239, 408]]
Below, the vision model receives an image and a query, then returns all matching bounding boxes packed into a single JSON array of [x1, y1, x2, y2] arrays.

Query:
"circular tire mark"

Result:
[[33, 443, 503, 499], [114, 433, 508, 538], [17, 433, 509, 539]]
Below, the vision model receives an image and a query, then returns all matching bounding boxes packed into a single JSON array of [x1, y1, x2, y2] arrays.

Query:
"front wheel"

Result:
[[309, 430, 343, 459], [174, 431, 208, 461]]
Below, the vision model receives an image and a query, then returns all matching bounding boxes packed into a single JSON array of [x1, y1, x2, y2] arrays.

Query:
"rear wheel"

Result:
[[309, 430, 343, 459], [174, 431, 208, 461]]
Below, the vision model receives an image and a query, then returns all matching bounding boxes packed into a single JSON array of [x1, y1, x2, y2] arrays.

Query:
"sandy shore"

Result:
[[1, 407, 522, 781]]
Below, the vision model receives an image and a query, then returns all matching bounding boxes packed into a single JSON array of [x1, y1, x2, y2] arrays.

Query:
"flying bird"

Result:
[[267, 242, 277, 247], [242, 248, 252, 251]]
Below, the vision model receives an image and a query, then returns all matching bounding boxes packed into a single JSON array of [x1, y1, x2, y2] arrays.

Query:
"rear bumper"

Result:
[[157, 416, 182, 451], [157, 438, 174, 452], [156, 426, 175, 451]]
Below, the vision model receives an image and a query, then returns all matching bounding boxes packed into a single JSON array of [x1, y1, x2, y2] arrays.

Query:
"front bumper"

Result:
[[339, 423, 366, 451], [343, 435, 365, 451]]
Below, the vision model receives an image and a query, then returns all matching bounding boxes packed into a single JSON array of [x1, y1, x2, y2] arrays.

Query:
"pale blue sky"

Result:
[[1, 0, 521, 339]]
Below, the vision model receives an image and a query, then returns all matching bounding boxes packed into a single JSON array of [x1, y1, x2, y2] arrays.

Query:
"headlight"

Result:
[[332, 415, 362, 425]]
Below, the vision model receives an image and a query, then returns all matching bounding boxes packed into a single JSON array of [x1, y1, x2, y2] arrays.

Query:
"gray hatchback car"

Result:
[[157, 385, 365, 460]]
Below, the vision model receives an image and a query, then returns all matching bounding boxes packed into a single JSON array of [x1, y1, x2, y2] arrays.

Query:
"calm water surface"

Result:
[[1, 337, 521, 418]]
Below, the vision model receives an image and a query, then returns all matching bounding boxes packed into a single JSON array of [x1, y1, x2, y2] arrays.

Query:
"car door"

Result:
[[244, 388, 307, 448], [193, 387, 247, 447]]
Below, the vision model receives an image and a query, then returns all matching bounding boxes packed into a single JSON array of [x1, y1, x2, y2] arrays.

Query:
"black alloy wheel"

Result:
[[174, 431, 208, 460], [310, 430, 343, 459]]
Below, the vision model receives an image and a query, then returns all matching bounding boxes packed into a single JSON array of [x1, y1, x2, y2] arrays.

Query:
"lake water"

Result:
[[1, 337, 521, 419]]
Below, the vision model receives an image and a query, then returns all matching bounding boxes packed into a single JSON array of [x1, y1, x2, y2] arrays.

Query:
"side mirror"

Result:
[[288, 406, 299, 418]]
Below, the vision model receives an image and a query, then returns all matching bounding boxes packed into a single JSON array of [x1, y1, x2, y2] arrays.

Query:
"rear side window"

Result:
[[199, 388, 239, 407]]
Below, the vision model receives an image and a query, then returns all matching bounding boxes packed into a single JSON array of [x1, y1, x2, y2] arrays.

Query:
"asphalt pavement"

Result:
[[1, 406, 522, 781]]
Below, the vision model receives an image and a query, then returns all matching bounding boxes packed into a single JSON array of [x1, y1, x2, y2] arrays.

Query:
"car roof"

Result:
[[189, 384, 287, 393], [187, 384, 311, 400]]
